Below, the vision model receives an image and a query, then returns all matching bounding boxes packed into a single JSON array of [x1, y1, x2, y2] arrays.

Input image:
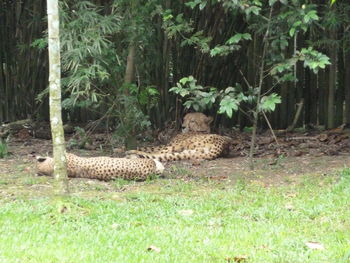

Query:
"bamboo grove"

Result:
[[0, 0, 349, 131]]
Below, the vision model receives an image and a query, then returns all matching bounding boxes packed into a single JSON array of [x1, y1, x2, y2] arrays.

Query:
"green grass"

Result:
[[0, 169, 350, 263]]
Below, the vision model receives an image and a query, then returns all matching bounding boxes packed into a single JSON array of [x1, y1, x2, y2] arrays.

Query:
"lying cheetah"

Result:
[[126, 133, 232, 162], [36, 153, 164, 181]]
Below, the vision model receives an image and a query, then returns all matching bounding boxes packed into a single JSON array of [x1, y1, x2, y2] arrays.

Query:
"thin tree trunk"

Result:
[[309, 70, 318, 125], [295, 64, 305, 127], [123, 43, 137, 149], [295, 33, 305, 127], [327, 29, 337, 129], [344, 51, 350, 125], [249, 6, 273, 170], [47, 0, 68, 194], [304, 67, 311, 125], [243, 35, 256, 129], [324, 67, 330, 126], [279, 82, 288, 128], [124, 44, 136, 85], [289, 33, 298, 127], [161, 0, 171, 124], [335, 45, 344, 126]]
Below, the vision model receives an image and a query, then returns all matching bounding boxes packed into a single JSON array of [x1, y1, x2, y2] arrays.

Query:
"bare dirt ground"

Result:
[[1, 134, 349, 199]]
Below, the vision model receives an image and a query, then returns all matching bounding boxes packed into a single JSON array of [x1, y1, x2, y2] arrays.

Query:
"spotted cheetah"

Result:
[[36, 153, 164, 181], [126, 133, 232, 162]]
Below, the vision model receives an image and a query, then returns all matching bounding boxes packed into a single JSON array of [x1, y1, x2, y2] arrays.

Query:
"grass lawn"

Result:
[[0, 166, 350, 263]]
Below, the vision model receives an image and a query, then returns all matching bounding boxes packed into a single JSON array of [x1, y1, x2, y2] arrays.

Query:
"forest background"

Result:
[[0, 0, 349, 138]]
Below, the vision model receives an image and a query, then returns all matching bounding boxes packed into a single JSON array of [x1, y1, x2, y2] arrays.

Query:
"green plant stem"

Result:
[[249, 6, 273, 170]]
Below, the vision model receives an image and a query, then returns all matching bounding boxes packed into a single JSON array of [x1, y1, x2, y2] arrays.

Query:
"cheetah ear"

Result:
[[183, 113, 190, 121], [206, 116, 213, 124], [36, 156, 47, 162]]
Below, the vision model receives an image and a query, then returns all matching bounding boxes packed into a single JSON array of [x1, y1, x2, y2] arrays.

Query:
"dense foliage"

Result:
[[0, 0, 349, 132]]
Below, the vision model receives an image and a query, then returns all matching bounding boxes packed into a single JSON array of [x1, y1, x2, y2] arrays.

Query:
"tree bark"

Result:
[[304, 68, 312, 125], [279, 82, 288, 129], [123, 43, 137, 150], [295, 62, 305, 127], [327, 29, 337, 129], [335, 45, 344, 126], [289, 34, 299, 126], [47, 0, 68, 194], [124, 44, 136, 85], [344, 51, 350, 125]]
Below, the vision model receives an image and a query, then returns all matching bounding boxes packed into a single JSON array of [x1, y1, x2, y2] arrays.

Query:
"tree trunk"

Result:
[[123, 43, 137, 150], [290, 34, 300, 127], [295, 62, 304, 127], [344, 51, 350, 125], [304, 67, 311, 126], [124, 44, 136, 85], [249, 7, 273, 169], [279, 82, 288, 129], [335, 45, 344, 126], [327, 29, 337, 129], [324, 67, 330, 126], [309, 70, 318, 125], [47, 0, 68, 194]]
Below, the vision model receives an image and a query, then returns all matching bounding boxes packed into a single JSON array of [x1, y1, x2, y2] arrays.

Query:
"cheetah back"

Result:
[[126, 133, 232, 162], [36, 153, 164, 181]]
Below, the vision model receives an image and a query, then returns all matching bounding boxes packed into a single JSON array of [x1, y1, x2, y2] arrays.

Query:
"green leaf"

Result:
[[183, 100, 193, 109], [242, 33, 252, 40], [246, 6, 261, 16], [308, 10, 319, 21], [293, 21, 302, 27], [180, 89, 190, 97], [199, 1, 207, 10], [304, 15, 310, 23], [219, 96, 239, 118], [169, 85, 190, 97], [210, 46, 224, 57], [179, 77, 189, 85], [260, 94, 281, 112], [226, 34, 242, 44], [225, 87, 235, 94], [185, 1, 198, 9], [289, 28, 296, 37], [163, 14, 173, 21], [146, 87, 159, 96]]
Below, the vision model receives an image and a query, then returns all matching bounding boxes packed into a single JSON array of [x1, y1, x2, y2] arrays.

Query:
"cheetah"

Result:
[[36, 153, 164, 181], [126, 133, 232, 162], [126, 112, 231, 162]]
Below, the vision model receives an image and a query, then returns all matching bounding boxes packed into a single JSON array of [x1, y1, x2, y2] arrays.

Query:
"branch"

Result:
[[249, 6, 274, 169], [262, 110, 279, 145], [286, 99, 304, 132]]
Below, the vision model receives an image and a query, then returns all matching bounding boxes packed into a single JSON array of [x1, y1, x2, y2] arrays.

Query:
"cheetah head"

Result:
[[36, 156, 54, 176], [182, 112, 213, 133], [153, 159, 165, 174], [127, 154, 164, 174]]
